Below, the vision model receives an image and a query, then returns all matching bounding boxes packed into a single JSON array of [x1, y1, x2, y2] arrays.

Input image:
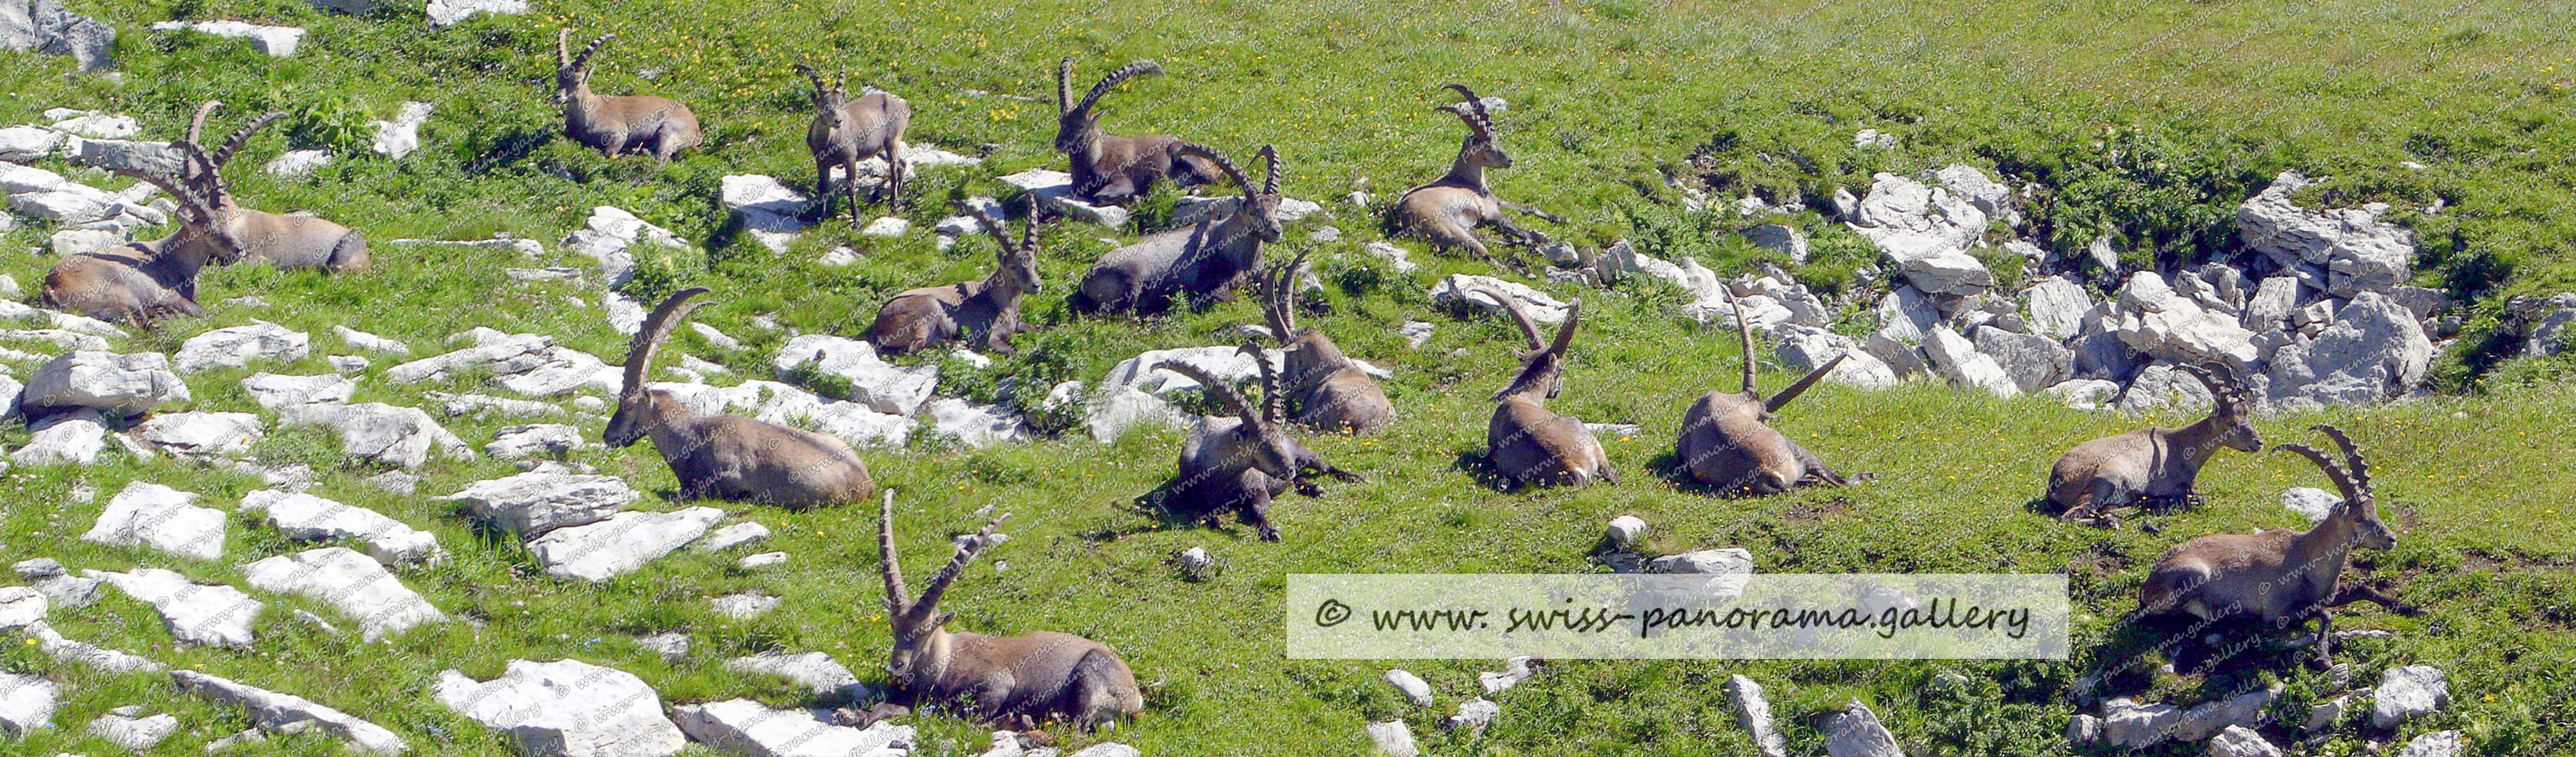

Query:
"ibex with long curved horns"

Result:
[[798, 63, 911, 218], [877, 490, 1144, 727], [1479, 288, 1614, 488], [862, 196, 1040, 355], [1155, 347, 1362, 540], [171, 101, 369, 273], [556, 29, 703, 165], [603, 288, 876, 506], [1676, 299, 1860, 494], [42, 101, 255, 325], [1069, 143, 1282, 316], [1391, 84, 1558, 269], [1255, 250, 1394, 433], [2138, 425, 2416, 669], [2046, 362, 2261, 526], [1053, 56, 1212, 205]]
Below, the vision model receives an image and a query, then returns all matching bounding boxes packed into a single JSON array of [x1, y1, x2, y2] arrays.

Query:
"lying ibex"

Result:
[[1054, 57, 1211, 205], [177, 101, 368, 273], [603, 288, 877, 506], [1254, 250, 1394, 433], [557, 30, 703, 165], [2138, 425, 2415, 668], [1155, 348, 1362, 541], [1068, 143, 1282, 316], [877, 490, 1143, 727], [798, 63, 911, 218], [1390, 84, 1558, 268], [42, 106, 252, 326], [862, 197, 1039, 355], [1479, 288, 1615, 488], [2046, 362, 2259, 526], [1676, 299, 1858, 494]]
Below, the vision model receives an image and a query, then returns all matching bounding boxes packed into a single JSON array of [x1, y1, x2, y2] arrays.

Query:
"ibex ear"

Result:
[[929, 610, 953, 629]]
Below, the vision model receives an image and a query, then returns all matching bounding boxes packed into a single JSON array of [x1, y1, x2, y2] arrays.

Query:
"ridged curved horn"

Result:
[[2209, 361, 2249, 408], [1155, 360, 1259, 430], [1260, 249, 1305, 339], [877, 489, 908, 614], [1730, 298, 1757, 394], [1258, 144, 1280, 195], [906, 511, 1010, 626], [1073, 60, 1161, 116], [2313, 424, 2371, 500], [1055, 56, 1075, 114], [1172, 142, 1254, 198], [557, 28, 570, 67], [794, 63, 829, 100], [2274, 442, 2363, 508], [211, 112, 284, 170], [116, 161, 217, 228], [571, 33, 612, 74], [186, 100, 221, 146], [1240, 343, 1280, 425], [619, 287, 710, 400], [1474, 284, 1543, 350], [1441, 84, 1494, 139], [1017, 193, 1037, 251], [1768, 354, 1847, 413], [2174, 363, 2227, 409], [1548, 298, 1582, 355]]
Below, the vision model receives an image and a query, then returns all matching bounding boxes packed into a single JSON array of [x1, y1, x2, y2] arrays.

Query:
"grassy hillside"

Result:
[[2, 0, 2573, 755]]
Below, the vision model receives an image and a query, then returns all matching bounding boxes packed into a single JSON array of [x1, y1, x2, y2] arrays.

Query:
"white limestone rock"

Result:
[[88, 567, 263, 646], [435, 659, 683, 757], [240, 372, 356, 409], [1431, 274, 1571, 324], [527, 507, 726, 581], [173, 670, 407, 754], [670, 699, 912, 757], [20, 350, 188, 417], [241, 546, 446, 641], [721, 175, 813, 253], [0, 671, 56, 736], [2372, 665, 2449, 729], [85, 707, 179, 750], [1821, 700, 1902, 757], [240, 489, 443, 566], [10, 407, 107, 465], [278, 402, 475, 469], [722, 651, 870, 702], [148, 20, 304, 56], [440, 471, 640, 540], [81, 481, 227, 559], [485, 423, 585, 460], [771, 334, 938, 415], [129, 411, 263, 457]]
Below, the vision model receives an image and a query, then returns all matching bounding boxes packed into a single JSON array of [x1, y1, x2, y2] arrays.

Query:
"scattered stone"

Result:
[[84, 707, 179, 750], [709, 591, 780, 619], [88, 567, 263, 646], [723, 651, 869, 702], [1821, 700, 1902, 757], [2237, 171, 2416, 298], [435, 659, 683, 757], [81, 481, 227, 559], [721, 175, 813, 253], [265, 148, 333, 177], [1743, 223, 1808, 263], [1479, 656, 1534, 695], [1606, 515, 1647, 547], [2022, 276, 2096, 340], [10, 408, 106, 465], [0, 671, 57, 736], [528, 507, 726, 581], [431, 391, 567, 419], [561, 205, 691, 289], [23, 621, 161, 673], [996, 168, 1129, 227], [1432, 274, 1571, 324], [240, 372, 356, 410], [279, 402, 475, 468], [333, 326, 411, 355], [1175, 546, 1214, 580], [737, 552, 786, 569], [369, 101, 432, 159], [442, 471, 639, 539], [1071, 745, 1140, 757], [239, 489, 441, 566], [2266, 292, 2433, 409], [14, 558, 102, 608], [2114, 272, 2258, 367], [671, 699, 912, 757], [174, 670, 404, 754], [2395, 731, 2463, 757], [2372, 665, 2448, 728], [860, 217, 910, 237], [1366, 719, 1419, 757], [129, 411, 263, 457], [1400, 321, 1433, 349], [1922, 326, 2019, 397], [3, 2, 114, 69], [1170, 194, 1323, 228], [2066, 714, 2102, 746], [771, 334, 939, 415], [925, 397, 1030, 448], [485, 423, 585, 460], [1362, 240, 1419, 274], [243, 546, 446, 641], [148, 20, 304, 56], [2278, 487, 2339, 524], [0, 587, 42, 630], [2306, 694, 2351, 732], [20, 350, 189, 418], [635, 633, 689, 662], [1384, 669, 1433, 707], [1728, 675, 1789, 757], [697, 522, 770, 552], [1445, 696, 1499, 735], [2206, 724, 2283, 757], [1774, 328, 1900, 390], [0, 125, 67, 162], [2100, 685, 2278, 750], [366, 470, 421, 495]]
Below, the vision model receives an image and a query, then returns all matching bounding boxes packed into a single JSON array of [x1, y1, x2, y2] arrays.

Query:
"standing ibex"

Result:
[[2046, 362, 2260, 526], [1254, 250, 1394, 433], [603, 288, 877, 506], [1054, 56, 1211, 205], [861, 197, 1039, 355], [1155, 347, 1363, 540], [877, 490, 1143, 727], [1391, 84, 1558, 268], [1478, 288, 1615, 488], [175, 102, 369, 273], [557, 29, 703, 165], [42, 103, 254, 326], [1068, 143, 1282, 317], [2138, 425, 2416, 668], [1676, 299, 1859, 494], [798, 63, 910, 219]]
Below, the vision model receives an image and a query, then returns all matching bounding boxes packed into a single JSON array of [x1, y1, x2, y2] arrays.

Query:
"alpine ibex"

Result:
[[176, 101, 368, 273], [41, 104, 253, 326], [603, 288, 877, 506], [556, 30, 703, 165], [1676, 299, 1858, 494], [2138, 425, 2415, 668], [1254, 250, 1394, 433], [1054, 56, 1211, 205], [1068, 143, 1282, 317], [877, 490, 1143, 727], [1479, 288, 1615, 488], [2046, 362, 2260, 526], [798, 63, 911, 218], [1390, 84, 1558, 268], [861, 197, 1039, 355], [1155, 348, 1362, 541]]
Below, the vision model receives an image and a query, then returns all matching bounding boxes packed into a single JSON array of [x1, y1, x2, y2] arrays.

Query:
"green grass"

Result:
[[2, 0, 2573, 754]]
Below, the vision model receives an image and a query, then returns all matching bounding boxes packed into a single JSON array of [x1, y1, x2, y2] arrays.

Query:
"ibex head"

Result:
[[156, 100, 270, 264], [1439, 84, 1512, 170], [1155, 346, 1299, 481], [877, 489, 1010, 689], [555, 30, 612, 104], [605, 286, 711, 448], [1481, 286, 1579, 402], [1173, 142, 1284, 243], [2277, 425, 2394, 550], [1055, 58, 1161, 153], [796, 63, 850, 130], [2177, 361, 2261, 453], [964, 195, 1042, 294]]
